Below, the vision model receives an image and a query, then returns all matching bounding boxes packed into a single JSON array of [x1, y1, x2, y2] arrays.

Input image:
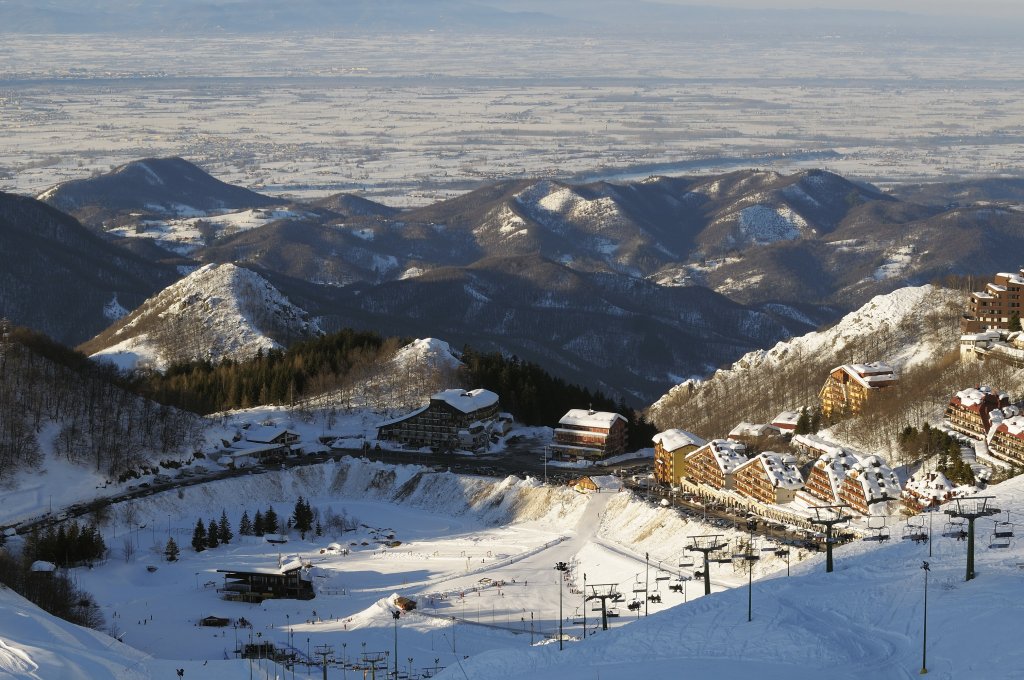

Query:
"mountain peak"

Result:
[[82, 263, 321, 371]]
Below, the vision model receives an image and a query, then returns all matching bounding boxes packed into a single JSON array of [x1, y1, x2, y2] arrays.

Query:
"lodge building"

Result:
[[960, 269, 1024, 333], [217, 558, 314, 603], [551, 409, 628, 461], [682, 439, 748, 490], [818, 362, 897, 417], [732, 452, 804, 505], [376, 388, 500, 452], [944, 386, 1012, 440], [652, 429, 706, 485], [989, 414, 1024, 465]]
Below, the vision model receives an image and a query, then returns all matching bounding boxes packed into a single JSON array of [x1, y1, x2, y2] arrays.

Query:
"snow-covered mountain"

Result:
[[651, 283, 964, 420], [37, 157, 278, 227], [81, 263, 321, 371]]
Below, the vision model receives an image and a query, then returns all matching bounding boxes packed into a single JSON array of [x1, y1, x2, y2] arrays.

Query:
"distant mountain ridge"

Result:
[[0, 191, 178, 345], [13, 158, 1024, 403], [37, 157, 279, 228]]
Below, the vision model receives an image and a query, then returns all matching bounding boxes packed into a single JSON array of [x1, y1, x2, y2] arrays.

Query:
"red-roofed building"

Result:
[[944, 386, 1011, 440], [989, 414, 1024, 465]]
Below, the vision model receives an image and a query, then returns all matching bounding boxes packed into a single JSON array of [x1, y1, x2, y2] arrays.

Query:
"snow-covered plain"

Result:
[[4, 34, 1024, 206]]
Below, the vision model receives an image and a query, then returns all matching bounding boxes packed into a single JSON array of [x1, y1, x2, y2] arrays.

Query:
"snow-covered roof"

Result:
[[687, 439, 747, 474], [576, 475, 623, 491], [995, 414, 1024, 439], [903, 471, 956, 506], [833, 362, 896, 389], [375, 405, 429, 428], [728, 422, 780, 438], [740, 452, 803, 490], [244, 425, 299, 444], [652, 428, 706, 452], [845, 455, 901, 507], [772, 411, 801, 429], [30, 561, 56, 573], [432, 388, 499, 414], [793, 433, 845, 458], [218, 557, 303, 575], [559, 409, 627, 429], [811, 448, 861, 499]]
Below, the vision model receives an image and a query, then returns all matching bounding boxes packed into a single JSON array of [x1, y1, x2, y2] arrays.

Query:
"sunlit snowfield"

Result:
[[3, 33, 1024, 205]]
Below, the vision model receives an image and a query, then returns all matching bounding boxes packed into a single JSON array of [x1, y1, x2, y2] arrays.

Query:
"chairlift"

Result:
[[607, 607, 620, 618], [774, 546, 790, 557], [942, 518, 966, 538], [655, 569, 671, 582], [611, 592, 625, 603], [591, 601, 603, 612], [632, 577, 646, 593], [627, 600, 642, 611], [902, 521, 927, 542], [572, 608, 585, 624], [678, 556, 695, 568], [989, 533, 1012, 549], [994, 521, 1015, 539]]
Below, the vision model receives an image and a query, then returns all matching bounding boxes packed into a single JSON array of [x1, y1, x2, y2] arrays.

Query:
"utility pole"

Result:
[[946, 496, 999, 581], [809, 505, 852, 573], [582, 573, 586, 639]]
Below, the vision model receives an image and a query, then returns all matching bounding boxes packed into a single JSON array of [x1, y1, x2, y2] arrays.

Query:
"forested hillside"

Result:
[[0, 324, 204, 481]]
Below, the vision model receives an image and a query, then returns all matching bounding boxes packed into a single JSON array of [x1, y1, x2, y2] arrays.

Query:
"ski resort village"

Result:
[[6, 8, 1024, 672], [4, 264, 1024, 680]]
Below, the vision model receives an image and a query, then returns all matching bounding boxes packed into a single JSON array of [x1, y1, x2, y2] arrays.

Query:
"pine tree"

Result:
[[164, 537, 180, 562], [192, 519, 207, 552], [794, 408, 811, 435], [239, 510, 252, 536], [218, 510, 233, 544], [264, 506, 279, 534], [253, 510, 265, 536], [206, 519, 219, 548], [293, 497, 314, 539]]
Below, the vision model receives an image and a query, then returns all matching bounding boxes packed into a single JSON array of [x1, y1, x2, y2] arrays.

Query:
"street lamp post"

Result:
[[921, 561, 930, 675], [644, 552, 650, 617], [582, 572, 586, 639], [554, 562, 569, 650]]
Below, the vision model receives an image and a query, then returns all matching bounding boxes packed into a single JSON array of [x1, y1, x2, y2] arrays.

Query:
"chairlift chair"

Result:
[[678, 556, 695, 568], [591, 601, 603, 612], [942, 518, 966, 538], [607, 607, 620, 617], [902, 521, 927, 542], [994, 521, 1015, 539], [572, 608, 585, 624], [655, 569, 671, 582], [632, 577, 646, 593]]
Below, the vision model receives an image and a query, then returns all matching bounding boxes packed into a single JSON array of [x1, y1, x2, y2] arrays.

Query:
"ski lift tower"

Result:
[[313, 644, 334, 680], [360, 651, 388, 680], [809, 505, 852, 573], [687, 534, 728, 596], [733, 520, 761, 622], [585, 583, 620, 631], [945, 496, 999, 581]]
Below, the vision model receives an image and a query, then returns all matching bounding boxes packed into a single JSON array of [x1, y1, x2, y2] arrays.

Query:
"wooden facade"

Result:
[[818, 363, 897, 417], [217, 560, 314, 603], [377, 389, 500, 452], [551, 410, 628, 461], [682, 439, 747, 490], [652, 429, 705, 485], [733, 452, 803, 505]]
